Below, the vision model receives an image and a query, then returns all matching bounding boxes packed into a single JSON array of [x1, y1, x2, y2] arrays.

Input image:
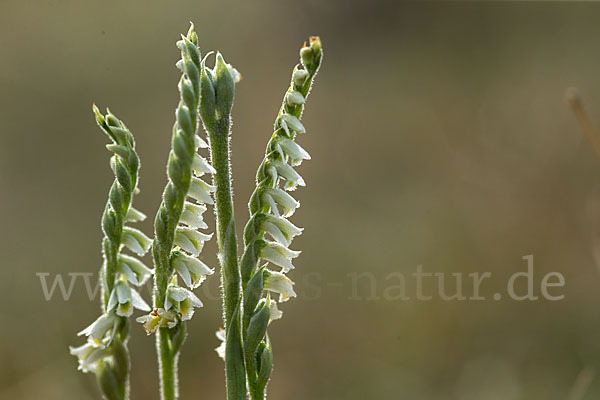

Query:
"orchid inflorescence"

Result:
[[71, 23, 322, 400], [70, 107, 152, 400]]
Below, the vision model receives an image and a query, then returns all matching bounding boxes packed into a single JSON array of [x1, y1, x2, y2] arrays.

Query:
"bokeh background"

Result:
[[4, 1, 600, 399]]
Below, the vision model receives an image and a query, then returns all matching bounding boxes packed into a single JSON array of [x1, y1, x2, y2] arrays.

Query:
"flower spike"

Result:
[[139, 23, 215, 400], [71, 107, 151, 400], [239, 36, 323, 398]]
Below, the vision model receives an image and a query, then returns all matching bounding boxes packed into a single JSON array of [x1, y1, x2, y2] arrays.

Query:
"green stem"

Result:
[[153, 244, 178, 400], [157, 328, 177, 400], [208, 118, 247, 400]]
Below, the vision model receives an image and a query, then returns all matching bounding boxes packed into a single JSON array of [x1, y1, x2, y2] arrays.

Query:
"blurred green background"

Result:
[[4, 1, 600, 399]]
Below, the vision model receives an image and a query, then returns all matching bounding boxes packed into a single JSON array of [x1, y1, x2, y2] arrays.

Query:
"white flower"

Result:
[[260, 242, 301, 272], [180, 202, 208, 229], [264, 270, 296, 299], [215, 328, 226, 360], [194, 134, 208, 149], [107, 279, 151, 317], [280, 114, 306, 135], [285, 90, 305, 106], [292, 69, 309, 86], [117, 254, 153, 286], [269, 160, 305, 191], [192, 154, 216, 175], [165, 284, 203, 321], [174, 227, 212, 256], [189, 177, 215, 204], [69, 341, 110, 373], [78, 312, 119, 346], [172, 252, 214, 289], [227, 64, 242, 84], [121, 227, 152, 256], [125, 207, 146, 222], [261, 187, 299, 217], [277, 138, 311, 167], [136, 308, 178, 335], [262, 214, 303, 246], [269, 301, 283, 322]]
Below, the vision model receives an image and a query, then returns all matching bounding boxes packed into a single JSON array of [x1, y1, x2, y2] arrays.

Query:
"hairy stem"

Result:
[[157, 328, 177, 400], [208, 118, 247, 399]]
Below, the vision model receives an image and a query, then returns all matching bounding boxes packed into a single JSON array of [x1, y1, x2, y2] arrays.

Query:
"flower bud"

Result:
[[285, 90, 305, 106], [292, 69, 309, 87], [215, 53, 235, 118], [281, 114, 306, 135]]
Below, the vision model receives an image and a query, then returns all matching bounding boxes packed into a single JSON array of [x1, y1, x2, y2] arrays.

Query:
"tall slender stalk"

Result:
[[71, 107, 153, 400], [240, 37, 323, 399], [146, 25, 215, 400], [72, 23, 323, 400], [199, 53, 246, 400]]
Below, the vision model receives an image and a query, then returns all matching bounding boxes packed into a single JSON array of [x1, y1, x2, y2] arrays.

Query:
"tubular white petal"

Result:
[[262, 187, 299, 217], [186, 290, 203, 308], [137, 308, 178, 334], [165, 284, 203, 320], [107, 289, 118, 312], [117, 301, 133, 317], [187, 257, 214, 277], [192, 153, 216, 175], [285, 90, 305, 106], [181, 202, 208, 229], [194, 134, 208, 149], [266, 165, 277, 182], [78, 313, 118, 342], [185, 201, 207, 216], [174, 230, 199, 255], [227, 64, 242, 83], [118, 254, 153, 286], [260, 242, 301, 272], [215, 328, 226, 360], [189, 177, 215, 204], [82, 346, 110, 372], [122, 227, 152, 256], [129, 289, 151, 311], [265, 215, 303, 244], [174, 260, 193, 288], [70, 342, 109, 373], [281, 114, 306, 134], [125, 207, 146, 222], [292, 69, 309, 86], [174, 228, 212, 256], [119, 262, 138, 285], [264, 270, 296, 298], [115, 280, 130, 304], [279, 138, 310, 166], [269, 301, 283, 322], [180, 208, 208, 229], [264, 193, 280, 217], [179, 299, 196, 321], [167, 285, 189, 302], [271, 160, 305, 190], [262, 222, 287, 246], [172, 253, 213, 289]]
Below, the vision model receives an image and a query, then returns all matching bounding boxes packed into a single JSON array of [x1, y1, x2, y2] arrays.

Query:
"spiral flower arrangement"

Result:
[[238, 37, 323, 399], [70, 107, 152, 400], [137, 24, 216, 400], [71, 24, 322, 400]]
